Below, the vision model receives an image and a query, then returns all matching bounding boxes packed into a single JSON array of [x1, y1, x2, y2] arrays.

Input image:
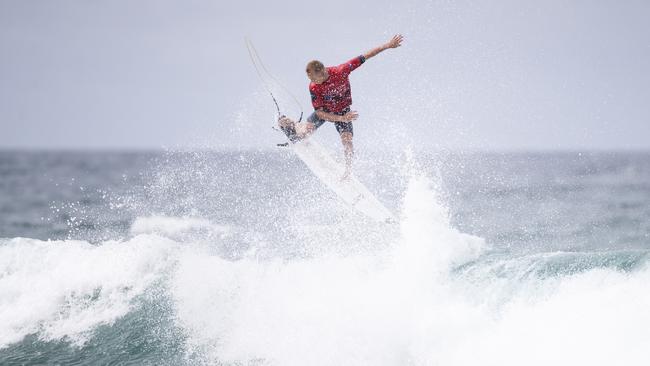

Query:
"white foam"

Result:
[[0, 234, 177, 348], [169, 174, 488, 365], [395, 174, 485, 275], [447, 266, 650, 366]]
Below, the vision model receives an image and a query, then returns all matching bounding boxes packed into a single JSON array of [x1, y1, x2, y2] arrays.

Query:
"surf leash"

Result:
[[244, 37, 303, 123]]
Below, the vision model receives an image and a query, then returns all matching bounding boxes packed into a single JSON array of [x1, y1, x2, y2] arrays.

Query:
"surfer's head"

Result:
[[306, 60, 328, 84]]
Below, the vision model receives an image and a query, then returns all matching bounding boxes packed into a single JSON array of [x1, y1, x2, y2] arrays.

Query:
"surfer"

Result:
[[279, 34, 404, 178]]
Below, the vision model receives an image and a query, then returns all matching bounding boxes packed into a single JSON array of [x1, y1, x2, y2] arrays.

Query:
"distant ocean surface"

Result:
[[1, 149, 649, 365]]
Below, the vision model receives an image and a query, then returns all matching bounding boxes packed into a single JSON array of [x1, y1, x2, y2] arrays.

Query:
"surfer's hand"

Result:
[[385, 34, 403, 49], [340, 111, 358, 123]]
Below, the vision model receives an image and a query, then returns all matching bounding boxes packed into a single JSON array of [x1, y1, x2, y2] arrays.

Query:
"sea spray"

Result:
[[395, 173, 484, 277], [170, 172, 485, 365]]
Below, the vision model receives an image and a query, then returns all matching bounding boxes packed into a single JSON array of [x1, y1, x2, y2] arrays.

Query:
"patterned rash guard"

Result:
[[309, 55, 366, 114]]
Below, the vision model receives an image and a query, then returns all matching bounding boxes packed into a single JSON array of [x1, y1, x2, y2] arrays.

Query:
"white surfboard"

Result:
[[290, 139, 396, 223]]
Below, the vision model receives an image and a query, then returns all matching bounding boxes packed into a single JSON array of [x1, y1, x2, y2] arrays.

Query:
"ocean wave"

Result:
[[1, 174, 649, 365]]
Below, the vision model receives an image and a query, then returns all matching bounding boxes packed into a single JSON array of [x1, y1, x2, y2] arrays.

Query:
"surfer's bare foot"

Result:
[[278, 116, 294, 128], [340, 169, 352, 182]]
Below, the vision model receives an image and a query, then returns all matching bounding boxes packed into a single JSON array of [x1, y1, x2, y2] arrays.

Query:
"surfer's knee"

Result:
[[335, 120, 354, 138]]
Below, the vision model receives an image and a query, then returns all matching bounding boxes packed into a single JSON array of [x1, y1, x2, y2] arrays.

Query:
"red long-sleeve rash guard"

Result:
[[309, 55, 366, 114]]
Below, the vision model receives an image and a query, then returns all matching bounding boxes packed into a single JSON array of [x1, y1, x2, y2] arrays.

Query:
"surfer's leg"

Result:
[[335, 122, 354, 176], [295, 112, 326, 139], [306, 111, 326, 133], [299, 121, 316, 136], [340, 132, 354, 169], [279, 115, 321, 142], [283, 111, 324, 141]]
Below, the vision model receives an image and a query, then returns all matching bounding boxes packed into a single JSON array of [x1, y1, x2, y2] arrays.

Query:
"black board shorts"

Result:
[[307, 108, 353, 136]]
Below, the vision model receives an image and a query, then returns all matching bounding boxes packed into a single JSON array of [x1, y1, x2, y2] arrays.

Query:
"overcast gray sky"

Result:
[[1, 0, 649, 151]]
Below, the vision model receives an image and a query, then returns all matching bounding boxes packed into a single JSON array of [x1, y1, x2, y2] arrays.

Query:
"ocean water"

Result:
[[0, 149, 649, 365]]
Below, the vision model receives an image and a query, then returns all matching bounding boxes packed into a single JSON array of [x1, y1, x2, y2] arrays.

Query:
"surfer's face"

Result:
[[307, 69, 328, 84]]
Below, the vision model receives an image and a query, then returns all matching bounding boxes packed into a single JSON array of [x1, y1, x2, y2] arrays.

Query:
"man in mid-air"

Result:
[[279, 34, 404, 178]]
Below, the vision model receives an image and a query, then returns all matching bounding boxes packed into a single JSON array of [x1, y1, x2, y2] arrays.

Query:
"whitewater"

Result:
[[1, 150, 649, 365]]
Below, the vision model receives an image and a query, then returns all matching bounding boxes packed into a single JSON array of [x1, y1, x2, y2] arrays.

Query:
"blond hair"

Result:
[[306, 60, 324, 73]]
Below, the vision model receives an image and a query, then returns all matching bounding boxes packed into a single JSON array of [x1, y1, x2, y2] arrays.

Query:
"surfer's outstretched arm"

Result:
[[363, 34, 404, 60]]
